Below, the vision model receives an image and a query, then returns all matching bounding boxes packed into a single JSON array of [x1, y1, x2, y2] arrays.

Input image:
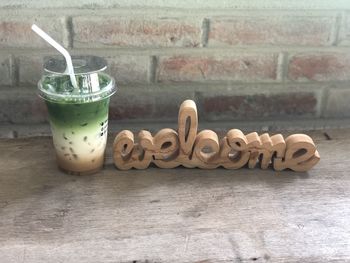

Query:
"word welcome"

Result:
[[113, 100, 320, 171]]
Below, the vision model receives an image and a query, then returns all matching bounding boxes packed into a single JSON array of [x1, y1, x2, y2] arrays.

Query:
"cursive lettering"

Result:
[[113, 100, 320, 172]]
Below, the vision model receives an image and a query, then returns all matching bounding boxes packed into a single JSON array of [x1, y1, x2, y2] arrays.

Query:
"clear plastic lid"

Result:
[[44, 55, 108, 75], [38, 55, 116, 103]]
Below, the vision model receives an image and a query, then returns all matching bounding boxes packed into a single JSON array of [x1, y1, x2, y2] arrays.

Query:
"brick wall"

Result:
[[1, 1, 350, 124]]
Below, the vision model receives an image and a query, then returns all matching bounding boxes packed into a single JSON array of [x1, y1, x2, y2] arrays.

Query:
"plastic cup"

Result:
[[38, 56, 116, 175]]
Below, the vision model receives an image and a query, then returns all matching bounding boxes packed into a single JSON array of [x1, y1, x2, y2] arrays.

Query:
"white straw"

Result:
[[31, 24, 78, 90]]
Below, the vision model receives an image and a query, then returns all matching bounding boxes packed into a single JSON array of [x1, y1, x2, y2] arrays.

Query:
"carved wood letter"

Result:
[[112, 100, 320, 172]]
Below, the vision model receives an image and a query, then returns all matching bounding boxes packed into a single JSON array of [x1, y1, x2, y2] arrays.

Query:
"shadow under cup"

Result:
[[38, 57, 116, 175]]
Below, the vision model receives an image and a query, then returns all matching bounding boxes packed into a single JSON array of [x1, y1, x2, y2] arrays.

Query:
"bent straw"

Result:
[[31, 24, 78, 90]]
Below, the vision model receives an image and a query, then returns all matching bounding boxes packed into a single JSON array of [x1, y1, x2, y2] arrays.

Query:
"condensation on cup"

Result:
[[38, 56, 116, 175]]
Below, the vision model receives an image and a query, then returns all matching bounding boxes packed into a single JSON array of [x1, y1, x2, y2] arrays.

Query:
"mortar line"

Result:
[[2, 81, 350, 93], [277, 52, 287, 83], [2, 118, 350, 139], [201, 18, 210, 47], [9, 55, 17, 86], [11, 55, 19, 87], [331, 11, 343, 46], [318, 86, 330, 118], [61, 16, 74, 49], [2, 46, 350, 57], [0, 8, 345, 17], [148, 56, 158, 84]]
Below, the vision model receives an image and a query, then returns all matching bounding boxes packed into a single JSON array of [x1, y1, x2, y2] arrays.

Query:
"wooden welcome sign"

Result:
[[113, 100, 320, 171]]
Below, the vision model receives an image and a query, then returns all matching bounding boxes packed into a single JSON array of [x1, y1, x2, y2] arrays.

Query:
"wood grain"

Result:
[[113, 100, 320, 172], [0, 130, 349, 262]]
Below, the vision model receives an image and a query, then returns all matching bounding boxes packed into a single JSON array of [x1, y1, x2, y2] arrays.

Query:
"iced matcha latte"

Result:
[[38, 56, 116, 174]]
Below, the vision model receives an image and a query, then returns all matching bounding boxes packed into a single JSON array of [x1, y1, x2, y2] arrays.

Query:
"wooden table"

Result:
[[0, 129, 349, 262]]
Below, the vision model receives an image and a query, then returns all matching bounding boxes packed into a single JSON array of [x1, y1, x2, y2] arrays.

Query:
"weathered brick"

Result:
[[288, 52, 350, 81], [323, 88, 350, 118], [18, 54, 149, 85], [157, 53, 279, 82], [109, 89, 154, 120], [0, 55, 12, 85], [109, 88, 195, 121], [73, 16, 201, 48], [0, 92, 48, 123], [208, 16, 335, 46], [18, 55, 44, 85], [105, 55, 149, 84], [0, 1, 349, 9], [199, 91, 318, 121], [153, 90, 195, 119], [0, 17, 64, 48]]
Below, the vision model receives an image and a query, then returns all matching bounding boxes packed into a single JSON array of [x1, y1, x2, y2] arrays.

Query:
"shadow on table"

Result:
[[99, 162, 311, 194], [0, 145, 311, 211]]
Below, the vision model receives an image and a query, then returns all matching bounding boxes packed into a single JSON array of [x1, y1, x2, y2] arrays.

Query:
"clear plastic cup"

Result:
[[38, 55, 116, 175]]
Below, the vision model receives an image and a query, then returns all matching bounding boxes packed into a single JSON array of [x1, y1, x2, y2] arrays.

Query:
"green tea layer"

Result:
[[46, 99, 109, 128], [46, 99, 110, 173]]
